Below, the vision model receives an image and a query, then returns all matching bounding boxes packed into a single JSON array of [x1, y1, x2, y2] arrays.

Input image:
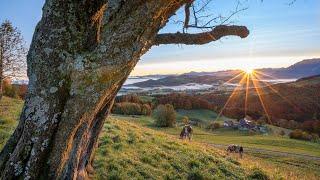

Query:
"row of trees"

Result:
[[112, 102, 152, 116], [115, 94, 142, 104], [1, 78, 27, 99], [157, 93, 215, 110], [274, 119, 320, 135]]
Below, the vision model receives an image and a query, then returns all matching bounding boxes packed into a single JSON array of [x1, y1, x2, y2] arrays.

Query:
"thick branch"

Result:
[[154, 25, 249, 45]]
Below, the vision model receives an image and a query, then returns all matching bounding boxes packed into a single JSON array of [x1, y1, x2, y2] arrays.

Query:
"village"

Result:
[[223, 116, 269, 134]]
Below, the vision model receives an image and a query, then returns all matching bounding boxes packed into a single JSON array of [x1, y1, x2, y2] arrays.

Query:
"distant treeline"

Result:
[[156, 93, 215, 111], [2, 79, 27, 99], [112, 94, 153, 116]]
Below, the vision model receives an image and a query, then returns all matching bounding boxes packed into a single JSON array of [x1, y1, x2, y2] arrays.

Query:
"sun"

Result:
[[243, 68, 254, 74]]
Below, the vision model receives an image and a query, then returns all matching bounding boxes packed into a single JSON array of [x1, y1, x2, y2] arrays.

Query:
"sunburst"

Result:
[[216, 68, 274, 124]]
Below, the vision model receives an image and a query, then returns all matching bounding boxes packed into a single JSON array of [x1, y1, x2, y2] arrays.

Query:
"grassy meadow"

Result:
[[1, 96, 320, 179], [0, 96, 24, 149]]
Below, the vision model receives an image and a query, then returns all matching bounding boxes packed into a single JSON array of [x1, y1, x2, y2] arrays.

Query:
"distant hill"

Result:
[[131, 74, 235, 87], [202, 75, 320, 121], [132, 58, 320, 87], [258, 58, 320, 79]]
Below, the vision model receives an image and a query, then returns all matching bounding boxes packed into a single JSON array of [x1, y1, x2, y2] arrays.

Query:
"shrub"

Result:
[[289, 129, 319, 142], [289, 129, 304, 140], [207, 122, 220, 130], [153, 104, 176, 127]]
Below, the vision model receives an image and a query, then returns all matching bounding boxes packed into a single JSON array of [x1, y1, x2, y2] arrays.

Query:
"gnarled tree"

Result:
[[0, 0, 249, 179]]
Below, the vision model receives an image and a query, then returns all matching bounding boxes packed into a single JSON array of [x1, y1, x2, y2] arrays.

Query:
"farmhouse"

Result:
[[238, 117, 255, 130]]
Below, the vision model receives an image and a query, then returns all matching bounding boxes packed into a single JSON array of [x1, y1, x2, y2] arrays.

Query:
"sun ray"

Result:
[[250, 73, 273, 124], [245, 73, 251, 116], [254, 71, 278, 80], [215, 74, 248, 120], [254, 71, 320, 108], [223, 71, 246, 85], [253, 73, 304, 113]]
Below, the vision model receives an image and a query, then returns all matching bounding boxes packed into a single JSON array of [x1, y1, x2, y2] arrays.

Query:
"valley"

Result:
[[1, 97, 320, 179]]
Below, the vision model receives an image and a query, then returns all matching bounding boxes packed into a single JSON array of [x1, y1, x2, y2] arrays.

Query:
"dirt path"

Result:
[[208, 143, 320, 161]]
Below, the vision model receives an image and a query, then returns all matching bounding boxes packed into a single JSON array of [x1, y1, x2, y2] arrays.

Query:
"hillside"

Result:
[[202, 75, 320, 121], [93, 118, 260, 179], [2, 97, 320, 179], [0, 97, 267, 180], [112, 115, 320, 179]]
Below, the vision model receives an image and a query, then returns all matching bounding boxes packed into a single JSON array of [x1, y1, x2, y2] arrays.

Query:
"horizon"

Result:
[[1, 0, 320, 76], [129, 57, 320, 77]]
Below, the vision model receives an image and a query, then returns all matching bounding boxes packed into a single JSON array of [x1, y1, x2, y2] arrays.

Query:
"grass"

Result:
[[176, 109, 231, 122], [93, 117, 266, 180], [0, 96, 24, 149], [115, 115, 320, 179], [118, 115, 320, 157]]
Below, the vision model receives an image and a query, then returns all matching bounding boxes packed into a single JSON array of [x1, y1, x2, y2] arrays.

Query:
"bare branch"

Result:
[[154, 25, 249, 46], [183, 2, 192, 30], [181, 0, 248, 31]]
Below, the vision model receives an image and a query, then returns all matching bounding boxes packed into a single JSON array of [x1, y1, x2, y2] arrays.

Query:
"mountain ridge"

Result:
[[131, 58, 320, 87]]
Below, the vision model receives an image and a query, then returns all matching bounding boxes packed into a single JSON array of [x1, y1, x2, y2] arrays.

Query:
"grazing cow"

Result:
[[226, 144, 244, 158], [180, 124, 193, 141]]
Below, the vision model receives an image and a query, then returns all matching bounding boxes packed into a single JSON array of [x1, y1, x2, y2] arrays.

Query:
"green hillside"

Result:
[[93, 117, 265, 179], [1, 97, 320, 179]]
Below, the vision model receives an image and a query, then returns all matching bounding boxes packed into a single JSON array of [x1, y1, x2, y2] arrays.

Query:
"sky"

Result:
[[1, 0, 320, 76]]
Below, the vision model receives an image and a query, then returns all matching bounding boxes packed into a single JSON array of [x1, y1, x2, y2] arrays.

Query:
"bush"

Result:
[[153, 104, 176, 127], [207, 122, 220, 130], [289, 129, 304, 140], [289, 129, 319, 142]]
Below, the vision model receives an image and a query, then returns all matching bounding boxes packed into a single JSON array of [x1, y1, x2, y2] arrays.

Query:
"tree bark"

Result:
[[0, 0, 248, 179]]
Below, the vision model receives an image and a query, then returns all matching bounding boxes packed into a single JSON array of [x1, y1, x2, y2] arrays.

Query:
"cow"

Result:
[[180, 124, 193, 141], [226, 144, 244, 158]]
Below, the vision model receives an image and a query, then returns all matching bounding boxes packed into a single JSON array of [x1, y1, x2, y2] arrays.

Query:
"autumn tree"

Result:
[[153, 104, 177, 127], [0, 20, 27, 100], [0, 0, 249, 179]]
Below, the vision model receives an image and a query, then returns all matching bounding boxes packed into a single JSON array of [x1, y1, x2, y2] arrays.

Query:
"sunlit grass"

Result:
[[93, 117, 252, 179], [0, 96, 24, 149]]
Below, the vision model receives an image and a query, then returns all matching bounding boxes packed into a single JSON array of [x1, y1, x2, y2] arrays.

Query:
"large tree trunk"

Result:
[[0, 0, 187, 179]]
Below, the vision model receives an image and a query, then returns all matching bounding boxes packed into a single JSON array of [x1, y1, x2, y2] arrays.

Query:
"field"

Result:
[[0, 96, 24, 149], [114, 114, 320, 179], [1, 97, 320, 179], [93, 117, 256, 179]]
